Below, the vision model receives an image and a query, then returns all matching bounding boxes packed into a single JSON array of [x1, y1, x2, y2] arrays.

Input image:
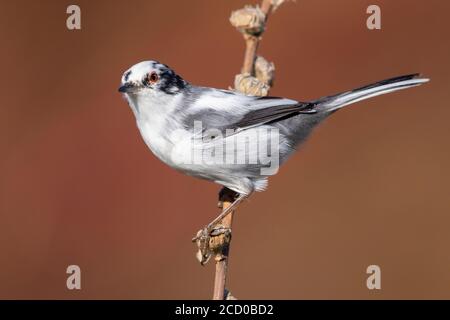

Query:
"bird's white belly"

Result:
[[136, 118, 194, 170], [137, 120, 173, 164]]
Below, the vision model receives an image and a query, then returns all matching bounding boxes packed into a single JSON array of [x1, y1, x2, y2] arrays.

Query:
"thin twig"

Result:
[[211, 0, 278, 300], [241, 0, 274, 75], [212, 192, 234, 300], [241, 35, 259, 75]]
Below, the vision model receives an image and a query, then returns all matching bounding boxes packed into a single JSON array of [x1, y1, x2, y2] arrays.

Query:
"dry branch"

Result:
[[209, 0, 284, 300]]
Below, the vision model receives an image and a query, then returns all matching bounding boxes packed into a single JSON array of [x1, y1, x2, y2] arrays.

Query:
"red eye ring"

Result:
[[145, 72, 159, 85]]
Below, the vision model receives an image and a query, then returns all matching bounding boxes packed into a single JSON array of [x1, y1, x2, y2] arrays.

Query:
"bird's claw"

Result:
[[192, 227, 211, 265], [192, 225, 232, 265]]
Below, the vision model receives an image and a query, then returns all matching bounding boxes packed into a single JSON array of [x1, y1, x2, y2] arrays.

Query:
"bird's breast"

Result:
[[136, 116, 193, 170]]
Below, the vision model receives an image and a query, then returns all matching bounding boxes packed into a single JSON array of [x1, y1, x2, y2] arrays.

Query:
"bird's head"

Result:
[[118, 60, 188, 97]]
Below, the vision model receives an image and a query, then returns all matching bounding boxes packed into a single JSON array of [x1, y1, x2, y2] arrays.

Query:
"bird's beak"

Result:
[[118, 83, 137, 93]]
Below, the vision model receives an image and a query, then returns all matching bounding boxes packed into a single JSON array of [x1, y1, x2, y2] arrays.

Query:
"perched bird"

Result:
[[119, 60, 428, 259]]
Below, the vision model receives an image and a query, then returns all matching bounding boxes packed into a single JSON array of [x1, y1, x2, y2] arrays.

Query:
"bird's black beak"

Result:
[[118, 83, 136, 93]]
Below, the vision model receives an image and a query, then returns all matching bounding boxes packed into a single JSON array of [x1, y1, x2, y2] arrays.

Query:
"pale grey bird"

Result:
[[119, 60, 428, 262]]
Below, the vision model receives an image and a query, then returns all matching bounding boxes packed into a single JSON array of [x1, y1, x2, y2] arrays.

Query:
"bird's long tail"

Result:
[[313, 74, 429, 113]]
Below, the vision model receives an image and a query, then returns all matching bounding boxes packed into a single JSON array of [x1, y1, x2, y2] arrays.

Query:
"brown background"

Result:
[[0, 0, 449, 299]]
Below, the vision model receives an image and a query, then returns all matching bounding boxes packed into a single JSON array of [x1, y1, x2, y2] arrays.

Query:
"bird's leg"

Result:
[[192, 188, 247, 265], [208, 190, 245, 231]]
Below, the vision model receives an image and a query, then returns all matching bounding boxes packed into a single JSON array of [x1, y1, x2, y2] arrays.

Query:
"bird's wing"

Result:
[[181, 88, 316, 138], [234, 100, 317, 129]]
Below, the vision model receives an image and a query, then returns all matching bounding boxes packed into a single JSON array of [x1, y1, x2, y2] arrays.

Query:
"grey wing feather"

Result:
[[235, 99, 317, 129], [180, 88, 317, 138]]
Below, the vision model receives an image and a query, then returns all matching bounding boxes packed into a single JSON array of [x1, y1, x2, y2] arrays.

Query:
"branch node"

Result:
[[193, 225, 232, 265], [234, 74, 270, 96], [255, 56, 275, 86], [229, 6, 266, 36]]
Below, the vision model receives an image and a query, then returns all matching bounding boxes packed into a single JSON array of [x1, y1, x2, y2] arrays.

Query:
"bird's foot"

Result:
[[192, 225, 232, 265], [192, 187, 239, 265]]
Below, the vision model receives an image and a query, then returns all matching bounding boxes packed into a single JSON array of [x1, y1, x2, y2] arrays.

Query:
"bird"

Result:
[[119, 60, 428, 262]]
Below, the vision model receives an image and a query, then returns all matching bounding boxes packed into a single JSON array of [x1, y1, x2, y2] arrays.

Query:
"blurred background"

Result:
[[0, 0, 449, 299]]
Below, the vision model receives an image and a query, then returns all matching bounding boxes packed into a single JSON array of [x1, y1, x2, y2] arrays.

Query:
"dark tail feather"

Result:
[[313, 74, 429, 113]]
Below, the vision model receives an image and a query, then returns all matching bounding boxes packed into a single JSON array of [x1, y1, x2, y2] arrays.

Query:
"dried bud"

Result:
[[255, 56, 275, 86], [229, 6, 265, 36], [234, 74, 270, 97]]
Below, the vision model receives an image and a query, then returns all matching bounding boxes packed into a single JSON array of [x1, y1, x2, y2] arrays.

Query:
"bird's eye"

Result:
[[144, 72, 159, 86]]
